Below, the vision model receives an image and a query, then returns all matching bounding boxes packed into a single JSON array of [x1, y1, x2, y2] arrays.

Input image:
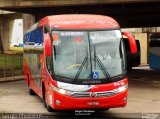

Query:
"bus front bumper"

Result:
[[50, 90, 127, 110]]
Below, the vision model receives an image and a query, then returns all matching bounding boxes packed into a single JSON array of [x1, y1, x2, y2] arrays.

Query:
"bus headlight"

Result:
[[116, 84, 128, 93], [59, 88, 66, 95], [50, 84, 72, 96]]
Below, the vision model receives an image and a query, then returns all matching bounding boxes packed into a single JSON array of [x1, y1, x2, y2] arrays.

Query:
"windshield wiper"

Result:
[[96, 56, 111, 80], [93, 46, 111, 80], [74, 56, 88, 80]]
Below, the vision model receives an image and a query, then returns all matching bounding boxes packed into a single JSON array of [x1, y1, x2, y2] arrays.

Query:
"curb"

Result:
[[0, 76, 24, 83]]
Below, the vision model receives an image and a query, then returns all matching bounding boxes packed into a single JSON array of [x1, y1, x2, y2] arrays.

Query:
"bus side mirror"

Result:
[[44, 33, 51, 56], [122, 31, 137, 54]]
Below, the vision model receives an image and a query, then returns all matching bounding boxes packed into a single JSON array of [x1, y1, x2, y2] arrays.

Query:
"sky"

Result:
[[11, 19, 23, 45]]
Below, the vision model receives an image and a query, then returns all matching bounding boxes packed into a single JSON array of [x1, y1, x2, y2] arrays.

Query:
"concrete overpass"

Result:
[[0, 0, 160, 51], [0, 0, 160, 27], [0, 0, 158, 7], [0, 12, 32, 51]]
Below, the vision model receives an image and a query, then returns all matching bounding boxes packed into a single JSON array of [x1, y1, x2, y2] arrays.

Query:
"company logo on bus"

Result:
[[90, 92, 97, 98]]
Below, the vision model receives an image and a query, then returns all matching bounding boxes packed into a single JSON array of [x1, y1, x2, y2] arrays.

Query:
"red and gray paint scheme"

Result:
[[23, 14, 137, 111]]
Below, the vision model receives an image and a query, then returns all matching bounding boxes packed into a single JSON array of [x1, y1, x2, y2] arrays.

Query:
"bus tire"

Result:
[[27, 74, 30, 86], [42, 83, 53, 112], [29, 88, 36, 95], [28, 75, 36, 95], [105, 108, 110, 111], [45, 93, 53, 112]]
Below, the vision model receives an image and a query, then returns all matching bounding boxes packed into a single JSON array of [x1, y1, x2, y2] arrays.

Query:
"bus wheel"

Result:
[[105, 108, 110, 111], [28, 74, 35, 95], [28, 84, 36, 95], [45, 92, 53, 112], [42, 84, 53, 112], [29, 88, 36, 95]]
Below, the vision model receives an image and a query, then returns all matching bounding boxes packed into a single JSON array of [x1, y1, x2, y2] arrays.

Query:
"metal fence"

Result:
[[0, 53, 23, 79]]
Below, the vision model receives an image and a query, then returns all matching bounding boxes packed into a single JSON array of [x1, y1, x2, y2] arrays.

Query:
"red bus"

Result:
[[23, 14, 137, 112]]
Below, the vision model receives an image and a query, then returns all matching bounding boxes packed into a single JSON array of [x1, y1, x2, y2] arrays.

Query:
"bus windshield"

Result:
[[51, 30, 126, 83]]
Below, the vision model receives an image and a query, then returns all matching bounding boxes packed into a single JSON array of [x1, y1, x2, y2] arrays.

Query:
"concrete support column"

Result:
[[23, 14, 35, 33], [135, 33, 148, 65], [0, 17, 14, 51]]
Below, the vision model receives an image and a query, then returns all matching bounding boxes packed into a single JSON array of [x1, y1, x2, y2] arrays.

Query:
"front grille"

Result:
[[71, 90, 118, 98]]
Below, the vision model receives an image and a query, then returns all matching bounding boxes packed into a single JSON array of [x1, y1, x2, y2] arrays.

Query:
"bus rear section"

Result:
[[149, 33, 160, 70], [23, 14, 137, 111]]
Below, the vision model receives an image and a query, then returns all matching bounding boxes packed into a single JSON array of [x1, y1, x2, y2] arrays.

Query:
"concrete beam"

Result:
[[0, 13, 22, 19], [0, 0, 159, 8]]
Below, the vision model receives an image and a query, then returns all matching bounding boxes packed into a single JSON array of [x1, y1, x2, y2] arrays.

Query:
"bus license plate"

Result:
[[87, 101, 99, 106]]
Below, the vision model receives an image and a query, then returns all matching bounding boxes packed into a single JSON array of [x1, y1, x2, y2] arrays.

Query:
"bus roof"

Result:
[[39, 14, 120, 30]]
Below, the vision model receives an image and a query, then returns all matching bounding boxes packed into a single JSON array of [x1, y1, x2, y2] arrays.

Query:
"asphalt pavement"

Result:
[[0, 66, 160, 119]]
